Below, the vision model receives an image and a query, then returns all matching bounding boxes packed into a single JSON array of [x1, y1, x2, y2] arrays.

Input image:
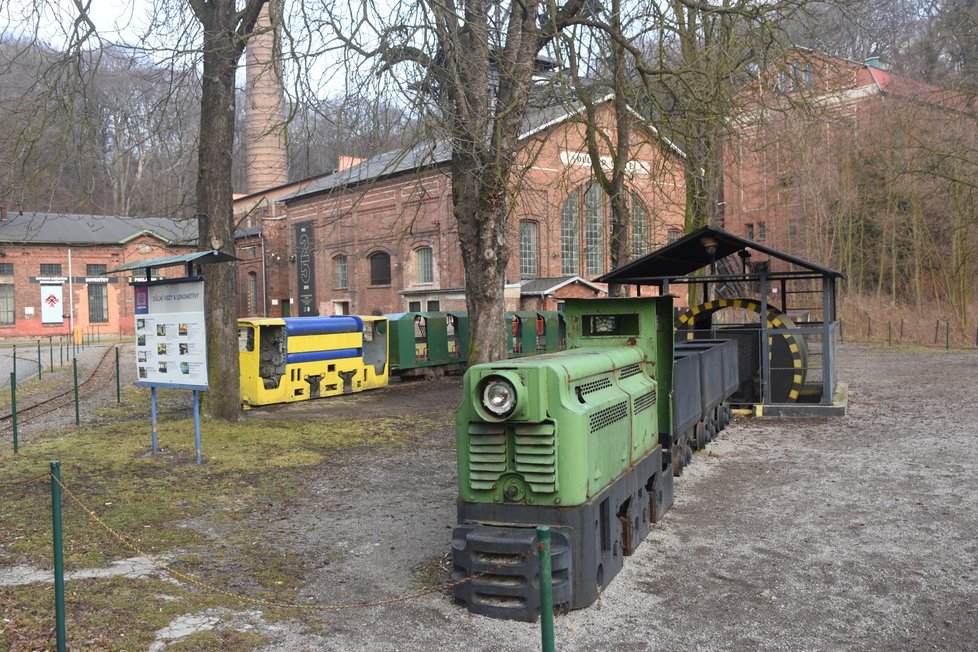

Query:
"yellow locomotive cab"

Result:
[[238, 315, 389, 408]]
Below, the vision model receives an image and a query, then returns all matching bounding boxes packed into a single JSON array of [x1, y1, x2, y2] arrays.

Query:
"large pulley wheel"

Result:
[[675, 297, 809, 403]]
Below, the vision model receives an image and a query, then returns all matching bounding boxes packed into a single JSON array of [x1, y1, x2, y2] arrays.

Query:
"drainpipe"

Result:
[[260, 231, 268, 317], [67, 249, 74, 335]]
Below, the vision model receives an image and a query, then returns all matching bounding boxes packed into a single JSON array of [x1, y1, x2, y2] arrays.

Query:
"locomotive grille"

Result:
[[467, 423, 506, 491], [589, 401, 629, 431], [634, 389, 657, 414], [513, 423, 557, 493], [577, 378, 612, 395], [619, 364, 643, 380]]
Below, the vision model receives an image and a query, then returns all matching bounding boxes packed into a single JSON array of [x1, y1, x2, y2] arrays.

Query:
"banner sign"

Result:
[[295, 221, 317, 316], [40, 284, 64, 324], [133, 279, 208, 390]]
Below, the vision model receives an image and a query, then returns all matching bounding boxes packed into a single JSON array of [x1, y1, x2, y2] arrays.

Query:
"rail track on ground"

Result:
[[0, 345, 119, 434]]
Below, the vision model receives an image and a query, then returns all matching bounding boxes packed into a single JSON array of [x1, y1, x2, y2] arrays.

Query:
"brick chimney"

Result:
[[0, 206, 7, 224], [245, 1, 288, 194], [337, 156, 366, 171]]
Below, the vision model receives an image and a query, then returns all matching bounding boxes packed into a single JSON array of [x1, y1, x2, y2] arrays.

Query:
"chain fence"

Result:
[[3, 470, 533, 614]]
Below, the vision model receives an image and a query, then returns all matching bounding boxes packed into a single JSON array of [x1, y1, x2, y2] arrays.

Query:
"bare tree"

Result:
[[318, 0, 588, 362]]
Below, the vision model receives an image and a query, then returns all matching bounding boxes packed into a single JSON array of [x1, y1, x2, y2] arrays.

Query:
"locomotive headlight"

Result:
[[477, 372, 524, 420]]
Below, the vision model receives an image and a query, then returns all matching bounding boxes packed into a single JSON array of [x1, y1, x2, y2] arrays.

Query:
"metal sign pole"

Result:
[[193, 390, 202, 464]]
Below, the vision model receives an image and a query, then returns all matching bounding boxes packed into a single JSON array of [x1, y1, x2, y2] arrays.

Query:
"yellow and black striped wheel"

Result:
[[675, 298, 807, 403]]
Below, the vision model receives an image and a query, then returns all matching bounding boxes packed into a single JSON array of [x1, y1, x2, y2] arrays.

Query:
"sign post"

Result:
[[133, 278, 209, 463]]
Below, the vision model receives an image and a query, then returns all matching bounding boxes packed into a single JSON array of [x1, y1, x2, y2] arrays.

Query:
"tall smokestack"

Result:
[[245, 1, 288, 194]]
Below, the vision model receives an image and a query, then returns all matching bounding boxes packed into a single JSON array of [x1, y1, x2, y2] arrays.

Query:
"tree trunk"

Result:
[[455, 158, 510, 363], [195, 4, 248, 421]]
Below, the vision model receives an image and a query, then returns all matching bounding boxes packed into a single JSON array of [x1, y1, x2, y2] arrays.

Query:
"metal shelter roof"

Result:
[[109, 250, 238, 273], [594, 226, 844, 284]]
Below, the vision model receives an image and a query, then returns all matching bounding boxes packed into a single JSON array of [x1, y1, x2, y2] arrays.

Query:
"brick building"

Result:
[[236, 101, 688, 317], [0, 208, 195, 339], [722, 50, 972, 273]]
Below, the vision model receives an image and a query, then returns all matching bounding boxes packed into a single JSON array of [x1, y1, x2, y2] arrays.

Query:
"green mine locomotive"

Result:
[[452, 297, 675, 621]]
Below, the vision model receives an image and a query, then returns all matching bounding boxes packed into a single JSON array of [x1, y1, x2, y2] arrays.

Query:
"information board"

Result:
[[133, 279, 208, 390]]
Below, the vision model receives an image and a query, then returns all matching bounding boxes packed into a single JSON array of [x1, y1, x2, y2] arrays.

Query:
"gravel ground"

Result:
[[9, 343, 978, 650], [230, 343, 977, 651]]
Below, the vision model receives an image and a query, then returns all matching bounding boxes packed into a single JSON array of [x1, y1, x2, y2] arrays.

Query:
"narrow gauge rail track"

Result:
[[0, 345, 120, 433]]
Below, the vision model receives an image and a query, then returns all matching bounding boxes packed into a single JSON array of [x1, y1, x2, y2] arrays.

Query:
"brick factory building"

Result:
[[0, 208, 195, 339], [235, 100, 689, 318]]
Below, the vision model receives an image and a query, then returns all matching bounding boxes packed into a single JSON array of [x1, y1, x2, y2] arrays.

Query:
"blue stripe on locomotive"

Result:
[[283, 316, 364, 336], [285, 348, 363, 364]]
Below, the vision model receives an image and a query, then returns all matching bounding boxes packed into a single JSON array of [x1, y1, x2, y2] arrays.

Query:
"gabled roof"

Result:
[[285, 97, 685, 204], [0, 211, 196, 246], [594, 226, 844, 284], [520, 275, 605, 296]]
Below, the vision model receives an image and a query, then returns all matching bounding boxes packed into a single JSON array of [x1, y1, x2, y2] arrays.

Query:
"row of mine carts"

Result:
[[237, 311, 565, 407], [670, 338, 739, 476]]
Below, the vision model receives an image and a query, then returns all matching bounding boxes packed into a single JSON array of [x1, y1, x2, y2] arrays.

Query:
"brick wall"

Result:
[[272, 107, 687, 316], [0, 237, 193, 339]]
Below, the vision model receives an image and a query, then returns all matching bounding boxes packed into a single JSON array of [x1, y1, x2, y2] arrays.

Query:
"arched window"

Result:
[[368, 252, 391, 286], [247, 271, 259, 314], [334, 255, 348, 289], [561, 182, 609, 276], [631, 194, 649, 259], [584, 183, 604, 276], [519, 221, 538, 279], [415, 247, 433, 284], [560, 188, 580, 275]]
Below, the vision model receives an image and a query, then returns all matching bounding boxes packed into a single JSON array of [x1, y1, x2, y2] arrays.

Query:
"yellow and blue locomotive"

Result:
[[237, 315, 389, 407]]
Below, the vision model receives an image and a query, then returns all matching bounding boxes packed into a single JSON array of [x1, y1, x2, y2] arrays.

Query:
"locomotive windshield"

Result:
[[582, 313, 640, 336]]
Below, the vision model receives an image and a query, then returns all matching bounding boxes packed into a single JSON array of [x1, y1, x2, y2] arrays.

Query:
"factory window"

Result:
[[584, 183, 604, 276], [427, 300, 440, 311], [667, 229, 682, 243], [0, 284, 13, 325], [758, 222, 767, 241], [88, 283, 108, 323], [631, 195, 649, 259], [368, 252, 391, 286], [415, 247, 433, 284], [40, 263, 62, 276], [519, 221, 538, 279], [803, 62, 813, 87], [560, 189, 580, 275], [561, 182, 608, 276], [409, 301, 422, 312], [0, 263, 13, 276], [746, 223, 755, 240], [86, 264, 106, 276], [248, 272, 259, 315], [334, 255, 348, 289]]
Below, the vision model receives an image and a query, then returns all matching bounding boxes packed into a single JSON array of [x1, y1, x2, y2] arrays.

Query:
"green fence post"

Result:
[[934, 320, 940, 344], [49, 337, 54, 372], [946, 322, 950, 351], [50, 461, 66, 652], [537, 525, 554, 652], [867, 316, 872, 339], [12, 343, 16, 377], [72, 358, 80, 426], [37, 340, 42, 380], [10, 372, 17, 454], [887, 321, 891, 347], [115, 347, 121, 404]]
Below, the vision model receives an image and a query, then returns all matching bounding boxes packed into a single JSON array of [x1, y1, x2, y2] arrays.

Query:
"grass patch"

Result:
[[0, 399, 450, 650], [0, 576, 233, 651]]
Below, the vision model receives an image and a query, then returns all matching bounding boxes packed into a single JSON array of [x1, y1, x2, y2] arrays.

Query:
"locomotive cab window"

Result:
[[238, 327, 255, 352], [582, 314, 639, 337]]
